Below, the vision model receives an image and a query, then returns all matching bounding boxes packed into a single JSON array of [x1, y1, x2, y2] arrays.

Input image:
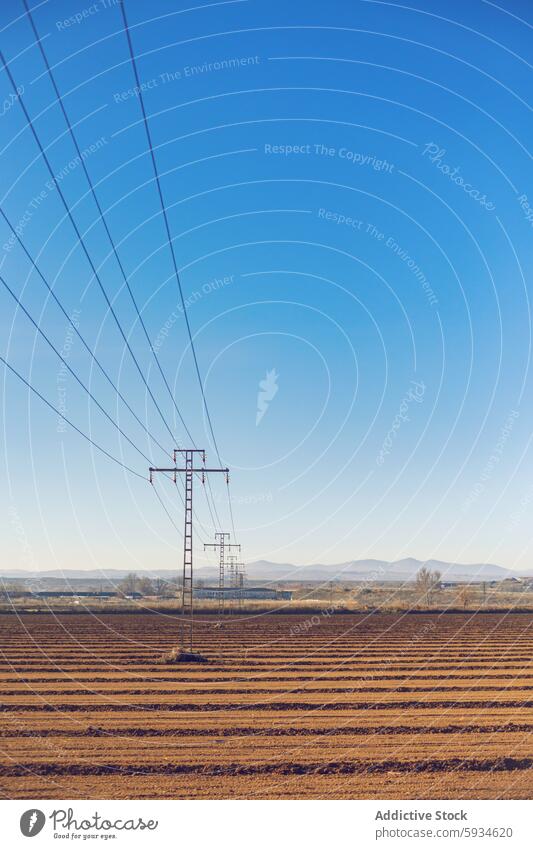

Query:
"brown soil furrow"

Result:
[[4, 684, 533, 697], [2, 698, 533, 712], [1, 721, 531, 737], [1, 756, 532, 777]]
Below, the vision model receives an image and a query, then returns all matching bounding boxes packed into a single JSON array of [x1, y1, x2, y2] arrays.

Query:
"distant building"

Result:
[[440, 580, 494, 589], [193, 586, 292, 601], [0, 590, 33, 599], [31, 590, 119, 599]]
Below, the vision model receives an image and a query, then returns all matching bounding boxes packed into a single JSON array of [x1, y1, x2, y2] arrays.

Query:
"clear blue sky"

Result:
[[1, 0, 532, 573]]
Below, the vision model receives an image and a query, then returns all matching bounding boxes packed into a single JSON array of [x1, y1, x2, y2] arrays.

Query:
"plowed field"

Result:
[[1, 612, 532, 799]]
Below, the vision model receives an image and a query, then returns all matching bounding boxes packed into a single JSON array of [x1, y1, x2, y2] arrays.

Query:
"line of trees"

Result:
[[117, 573, 180, 597]]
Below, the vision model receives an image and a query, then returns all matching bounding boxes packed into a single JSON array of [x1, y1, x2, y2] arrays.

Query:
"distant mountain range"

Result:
[[239, 558, 518, 582], [0, 558, 526, 584]]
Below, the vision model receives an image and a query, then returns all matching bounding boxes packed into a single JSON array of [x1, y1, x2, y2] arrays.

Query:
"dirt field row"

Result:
[[0, 612, 532, 799]]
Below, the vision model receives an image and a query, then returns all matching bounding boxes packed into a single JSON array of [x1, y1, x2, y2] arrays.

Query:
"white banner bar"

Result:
[[1, 799, 531, 848]]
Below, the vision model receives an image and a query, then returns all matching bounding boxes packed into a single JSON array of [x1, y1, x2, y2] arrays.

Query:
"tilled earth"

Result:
[[0, 611, 532, 799]]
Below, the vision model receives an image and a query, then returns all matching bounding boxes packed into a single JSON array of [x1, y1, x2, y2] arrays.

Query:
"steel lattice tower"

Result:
[[181, 449, 194, 651], [226, 553, 246, 611], [150, 449, 228, 652], [204, 533, 240, 615]]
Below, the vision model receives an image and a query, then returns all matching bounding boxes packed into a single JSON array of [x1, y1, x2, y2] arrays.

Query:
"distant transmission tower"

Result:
[[226, 553, 246, 611], [150, 449, 229, 653], [204, 533, 240, 615]]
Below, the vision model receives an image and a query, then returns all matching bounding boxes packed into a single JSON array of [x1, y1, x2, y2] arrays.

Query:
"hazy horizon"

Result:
[[1, 554, 528, 576]]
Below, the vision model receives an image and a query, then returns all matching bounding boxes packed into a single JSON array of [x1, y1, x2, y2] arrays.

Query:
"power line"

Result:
[[23, 0, 196, 447], [120, 2, 222, 465], [0, 55, 216, 558], [151, 479, 182, 537], [0, 270, 162, 469], [205, 476, 222, 531], [2, 14, 236, 563], [20, 3, 225, 538], [152, 476, 214, 549], [0, 205, 171, 461], [0, 219, 216, 549], [0, 198, 220, 541], [226, 479, 238, 540], [0, 49, 179, 450], [0, 352, 144, 479], [1, 347, 197, 545], [120, 1, 236, 540]]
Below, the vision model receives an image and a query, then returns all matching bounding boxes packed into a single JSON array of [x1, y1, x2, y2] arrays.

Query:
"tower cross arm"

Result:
[[149, 467, 229, 473]]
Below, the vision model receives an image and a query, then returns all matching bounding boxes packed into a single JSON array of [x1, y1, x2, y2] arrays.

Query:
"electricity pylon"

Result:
[[204, 533, 240, 615], [226, 553, 245, 587], [226, 553, 246, 611], [149, 449, 229, 653]]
